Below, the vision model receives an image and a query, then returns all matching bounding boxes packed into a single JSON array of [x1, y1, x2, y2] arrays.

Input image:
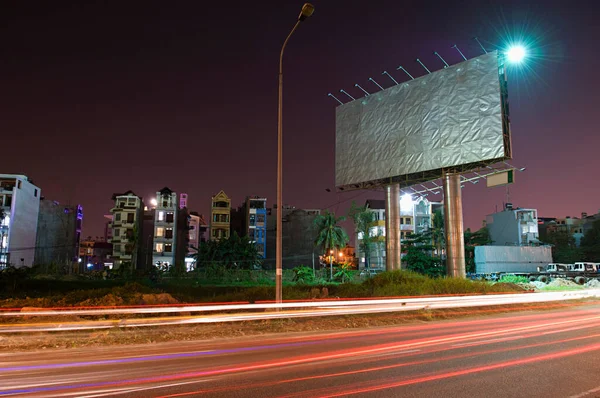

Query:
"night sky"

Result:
[[2, 0, 598, 239]]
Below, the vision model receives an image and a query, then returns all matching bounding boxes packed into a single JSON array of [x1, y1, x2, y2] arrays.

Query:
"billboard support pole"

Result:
[[443, 173, 466, 277], [385, 183, 401, 271]]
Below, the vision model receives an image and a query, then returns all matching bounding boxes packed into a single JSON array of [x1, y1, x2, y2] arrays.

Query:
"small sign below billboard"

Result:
[[486, 169, 514, 188]]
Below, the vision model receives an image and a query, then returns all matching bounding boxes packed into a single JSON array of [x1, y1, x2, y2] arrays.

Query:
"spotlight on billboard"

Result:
[[506, 45, 526, 63]]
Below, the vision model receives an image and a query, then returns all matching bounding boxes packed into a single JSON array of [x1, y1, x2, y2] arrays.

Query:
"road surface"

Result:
[[1, 304, 600, 397]]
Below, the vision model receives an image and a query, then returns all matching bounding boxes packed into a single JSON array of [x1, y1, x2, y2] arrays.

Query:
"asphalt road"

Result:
[[1, 304, 600, 398]]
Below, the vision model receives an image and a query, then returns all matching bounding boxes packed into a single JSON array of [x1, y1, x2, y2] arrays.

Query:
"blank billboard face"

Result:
[[335, 51, 510, 189]]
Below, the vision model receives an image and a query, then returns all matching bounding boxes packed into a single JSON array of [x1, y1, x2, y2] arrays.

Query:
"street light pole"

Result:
[[276, 3, 314, 307]]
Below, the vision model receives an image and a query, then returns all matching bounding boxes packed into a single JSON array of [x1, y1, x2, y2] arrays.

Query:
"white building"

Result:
[[152, 187, 178, 268], [109, 191, 143, 268], [0, 174, 41, 268], [356, 195, 442, 269], [486, 205, 539, 246]]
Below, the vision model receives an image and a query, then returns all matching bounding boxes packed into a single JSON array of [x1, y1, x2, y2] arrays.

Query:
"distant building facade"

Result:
[[152, 187, 179, 268], [79, 237, 112, 271], [486, 204, 539, 246], [232, 196, 267, 258], [265, 205, 321, 269], [35, 199, 83, 271], [109, 191, 144, 269], [210, 190, 231, 241], [0, 174, 41, 268]]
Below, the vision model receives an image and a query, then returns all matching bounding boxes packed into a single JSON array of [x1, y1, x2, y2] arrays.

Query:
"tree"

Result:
[[194, 232, 262, 270], [464, 227, 492, 273], [313, 211, 349, 253], [403, 232, 444, 277], [541, 230, 583, 264], [581, 220, 600, 261], [313, 211, 349, 280], [428, 209, 445, 263], [347, 202, 377, 270]]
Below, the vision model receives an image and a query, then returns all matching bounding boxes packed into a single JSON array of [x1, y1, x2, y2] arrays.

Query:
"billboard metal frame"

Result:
[[334, 51, 512, 193]]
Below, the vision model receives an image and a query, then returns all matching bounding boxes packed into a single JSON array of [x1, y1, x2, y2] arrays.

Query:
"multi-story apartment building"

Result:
[[486, 204, 539, 246], [210, 190, 231, 241], [152, 187, 178, 268], [109, 191, 144, 269], [232, 197, 267, 258], [35, 199, 83, 271], [0, 174, 41, 267]]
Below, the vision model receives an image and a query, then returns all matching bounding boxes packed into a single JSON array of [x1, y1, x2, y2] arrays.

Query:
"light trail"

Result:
[[1, 290, 598, 333], [3, 313, 600, 396]]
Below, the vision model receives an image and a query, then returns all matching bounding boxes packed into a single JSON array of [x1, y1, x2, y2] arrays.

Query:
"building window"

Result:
[[34, 189, 38, 197], [155, 243, 164, 252], [127, 213, 134, 223], [17, 180, 21, 189], [165, 244, 172, 252], [256, 214, 265, 225], [248, 229, 255, 239], [156, 227, 164, 237], [158, 211, 165, 221], [114, 228, 120, 236], [212, 229, 217, 237], [249, 214, 256, 226], [166, 212, 174, 223], [115, 213, 121, 221], [165, 228, 173, 239]]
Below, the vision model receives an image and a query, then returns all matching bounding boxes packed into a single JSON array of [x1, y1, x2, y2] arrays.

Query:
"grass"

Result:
[[0, 270, 526, 308]]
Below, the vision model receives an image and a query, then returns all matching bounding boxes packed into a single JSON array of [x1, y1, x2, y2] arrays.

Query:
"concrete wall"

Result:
[[1, 175, 41, 267]]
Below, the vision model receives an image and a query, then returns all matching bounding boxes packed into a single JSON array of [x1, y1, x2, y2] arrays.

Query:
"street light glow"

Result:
[[506, 45, 526, 63], [150, 198, 158, 207]]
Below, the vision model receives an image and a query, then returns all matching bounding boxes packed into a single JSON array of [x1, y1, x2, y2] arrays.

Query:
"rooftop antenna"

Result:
[[340, 89, 355, 101], [451, 44, 467, 61], [327, 92, 343, 105], [396, 65, 414, 80], [416, 58, 431, 74], [368, 77, 384, 91], [433, 51, 450, 68], [473, 37, 488, 54], [354, 83, 370, 96], [382, 71, 399, 85]]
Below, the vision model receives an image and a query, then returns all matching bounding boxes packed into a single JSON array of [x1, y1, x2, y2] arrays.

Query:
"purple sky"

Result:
[[1, 0, 598, 238]]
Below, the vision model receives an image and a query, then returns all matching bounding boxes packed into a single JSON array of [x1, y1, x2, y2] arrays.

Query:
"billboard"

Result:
[[335, 51, 511, 189]]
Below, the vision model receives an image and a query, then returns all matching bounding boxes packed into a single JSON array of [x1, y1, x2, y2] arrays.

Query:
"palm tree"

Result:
[[313, 211, 349, 280]]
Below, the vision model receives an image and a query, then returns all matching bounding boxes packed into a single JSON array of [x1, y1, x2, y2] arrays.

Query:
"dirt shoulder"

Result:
[[1, 300, 595, 352]]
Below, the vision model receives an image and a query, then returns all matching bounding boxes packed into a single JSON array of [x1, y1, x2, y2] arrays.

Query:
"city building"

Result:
[[34, 199, 83, 271], [79, 237, 112, 271], [356, 196, 442, 269], [179, 193, 188, 209], [188, 212, 208, 251], [0, 174, 41, 268], [486, 204, 539, 246], [231, 196, 267, 258], [152, 187, 179, 268], [210, 190, 231, 241], [265, 205, 321, 269], [109, 191, 144, 269], [103, 214, 113, 242]]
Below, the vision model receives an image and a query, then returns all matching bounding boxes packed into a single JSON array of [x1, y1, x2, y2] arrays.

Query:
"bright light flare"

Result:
[[506, 45, 526, 63]]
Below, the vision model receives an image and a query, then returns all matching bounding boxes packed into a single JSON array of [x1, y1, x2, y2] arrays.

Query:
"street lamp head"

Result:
[[506, 45, 526, 63], [330, 249, 334, 254], [298, 3, 315, 21]]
